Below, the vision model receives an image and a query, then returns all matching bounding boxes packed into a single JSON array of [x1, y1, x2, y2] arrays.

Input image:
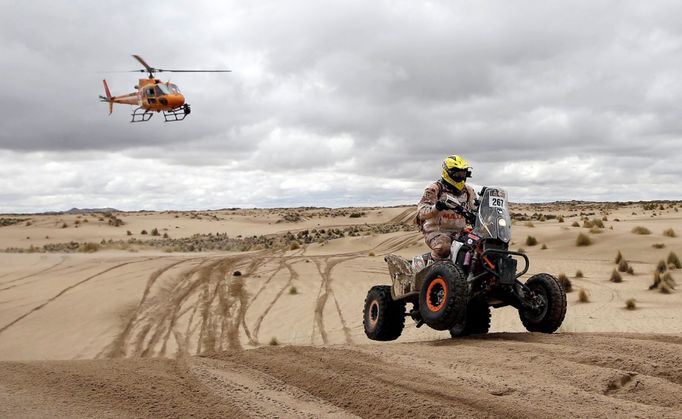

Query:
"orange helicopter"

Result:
[[99, 55, 230, 122]]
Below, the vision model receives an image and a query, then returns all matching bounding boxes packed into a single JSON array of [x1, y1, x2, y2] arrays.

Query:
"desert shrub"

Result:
[[627, 266, 634, 275], [592, 219, 605, 228], [126, 230, 132, 236], [525, 236, 538, 246], [610, 269, 622, 283], [61, 222, 68, 228], [650, 272, 662, 290], [571, 221, 580, 227], [290, 241, 301, 250], [578, 289, 590, 303], [617, 259, 629, 273], [576, 233, 592, 247], [269, 337, 279, 346], [163, 232, 169, 238], [349, 212, 365, 218], [662, 272, 676, 288], [602, 216, 608, 221], [517, 248, 526, 254], [558, 216, 564, 223], [575, 270, 584, 278], [140, 230, 148, 235], [656, 260, 667, 273], [289, 286, 298, 295], [541, 244, 548, 250], [151, 228, 160, 236], [582, 219, 594, 228], [524, 221, 535, 228], [659, 282, 672, 294], [631, 226, 651, 235], [233, 271, 242, 277], [557, 273, 572, 292], [78, 242, 100, 253], [614, 251, 623, 264], [368, 251, 375, 256], [589, 226, 603, 234], [663, 228, 676, 237], [667, 252, 681, 269], [625, 298, 637, 310], [652, 243, 665, 249]]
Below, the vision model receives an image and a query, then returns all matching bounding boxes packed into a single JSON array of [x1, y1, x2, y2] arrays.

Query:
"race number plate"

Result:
[[489, 196, 505, 208]]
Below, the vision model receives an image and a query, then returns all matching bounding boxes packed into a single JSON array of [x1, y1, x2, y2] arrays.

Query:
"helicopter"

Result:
[[99, 55, 230, 122]]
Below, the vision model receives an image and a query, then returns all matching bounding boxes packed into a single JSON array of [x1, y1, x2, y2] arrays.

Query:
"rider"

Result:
[[416, 154, 478, 260]]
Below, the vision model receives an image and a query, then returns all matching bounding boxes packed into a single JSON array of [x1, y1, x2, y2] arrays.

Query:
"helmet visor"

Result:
[[447, 167, 471, 182]]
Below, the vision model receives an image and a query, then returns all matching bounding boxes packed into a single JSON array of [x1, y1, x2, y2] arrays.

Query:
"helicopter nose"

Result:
[[169, 94, 185, 108]]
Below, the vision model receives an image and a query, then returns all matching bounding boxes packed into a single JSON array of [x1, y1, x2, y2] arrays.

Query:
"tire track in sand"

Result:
[[0, 257, 161, 336], [107, 254, 267, 358]]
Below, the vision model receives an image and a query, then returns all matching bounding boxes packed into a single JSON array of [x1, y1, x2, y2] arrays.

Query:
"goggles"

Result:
[[447, 167, 472, 181]]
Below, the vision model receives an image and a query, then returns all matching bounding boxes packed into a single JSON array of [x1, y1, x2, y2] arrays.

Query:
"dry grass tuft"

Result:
[[614, 251, 623, 264], [578, 289, 590, 303], [617, 259, 629, 273], [576, 233, 592, 247], [610, 269, 623, 283], [652, 243, 666, 249], [663, 228, 676, 237], [575, 270, 584, 278], [269, 337, 279, 346], [625, 298, 637, 310], [667, 252, 681, 269], [541, 243, 548, 250], [631, 226, 651, 235], [571, 221, 580, 227], [368, 251, 375, 256], [524, 221, 535, 228], [558, 216, 564, 223], [557, 273, 572, 292], [289, 286, 298, 295], [589, 226, 604, 234], [656, 260, 668, 273], [525, 236, 538, 246]]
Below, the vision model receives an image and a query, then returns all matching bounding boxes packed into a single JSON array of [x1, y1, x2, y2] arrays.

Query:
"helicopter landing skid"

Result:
[[163, 104, 191, 122], [131, 107, 153, 123]]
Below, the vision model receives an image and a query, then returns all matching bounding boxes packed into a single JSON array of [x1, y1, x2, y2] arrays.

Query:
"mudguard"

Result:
[[384, 255, 416, 300]]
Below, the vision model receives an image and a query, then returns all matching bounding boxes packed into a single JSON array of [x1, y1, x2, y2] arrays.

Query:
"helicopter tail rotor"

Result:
[[99, 79, 114, 115]]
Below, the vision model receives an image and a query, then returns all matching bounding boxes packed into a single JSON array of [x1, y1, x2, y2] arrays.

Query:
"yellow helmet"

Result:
[[441, 155, 472, 190]]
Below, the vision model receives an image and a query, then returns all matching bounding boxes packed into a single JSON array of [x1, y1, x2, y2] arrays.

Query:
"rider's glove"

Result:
[[435, 201, 447, 211]]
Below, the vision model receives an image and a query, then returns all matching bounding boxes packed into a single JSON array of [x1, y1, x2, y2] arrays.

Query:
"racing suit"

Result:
[[416, 180, 477, 259]]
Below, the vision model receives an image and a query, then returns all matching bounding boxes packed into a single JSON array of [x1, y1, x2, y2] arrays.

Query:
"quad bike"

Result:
[[363, 187, 566, 341]]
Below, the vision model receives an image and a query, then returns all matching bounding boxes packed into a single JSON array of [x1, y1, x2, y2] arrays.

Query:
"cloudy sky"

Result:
[[1, 1, 681, 212]]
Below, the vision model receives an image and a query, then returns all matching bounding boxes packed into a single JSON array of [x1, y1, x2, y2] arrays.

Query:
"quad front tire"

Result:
[[519, 273, 567, 333], [418, 263, 468, 331], [363, 285, 406, 341]]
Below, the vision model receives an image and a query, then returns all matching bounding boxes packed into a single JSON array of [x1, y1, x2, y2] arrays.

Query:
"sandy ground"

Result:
[[0, 203, 681, 417]]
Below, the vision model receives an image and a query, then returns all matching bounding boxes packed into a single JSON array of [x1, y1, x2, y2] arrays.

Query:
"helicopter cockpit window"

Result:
[[169, 84, 181, 94], [157, 84, 171, 95], [146, 88, 155, 97]]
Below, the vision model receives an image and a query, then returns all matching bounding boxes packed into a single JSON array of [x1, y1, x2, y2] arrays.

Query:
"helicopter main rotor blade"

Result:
[[132, 55, 154, 73], [156, 69, 232, 73]]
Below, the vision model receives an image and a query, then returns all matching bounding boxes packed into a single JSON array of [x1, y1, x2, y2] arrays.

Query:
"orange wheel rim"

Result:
[[426, 277, 447, 312]]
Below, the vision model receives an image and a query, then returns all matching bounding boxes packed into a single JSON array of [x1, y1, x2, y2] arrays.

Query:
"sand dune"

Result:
[[0, 202, 681, 417]]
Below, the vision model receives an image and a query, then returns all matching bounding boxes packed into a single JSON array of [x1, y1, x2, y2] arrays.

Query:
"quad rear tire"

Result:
[[418, 263, 468, 331], [519, 273, 567, 333], [450, 302, 491, 337], [363, 285, 406, 341]]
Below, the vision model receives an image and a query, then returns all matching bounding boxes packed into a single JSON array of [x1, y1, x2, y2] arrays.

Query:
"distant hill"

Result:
[[64, 207, 120, 214]]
